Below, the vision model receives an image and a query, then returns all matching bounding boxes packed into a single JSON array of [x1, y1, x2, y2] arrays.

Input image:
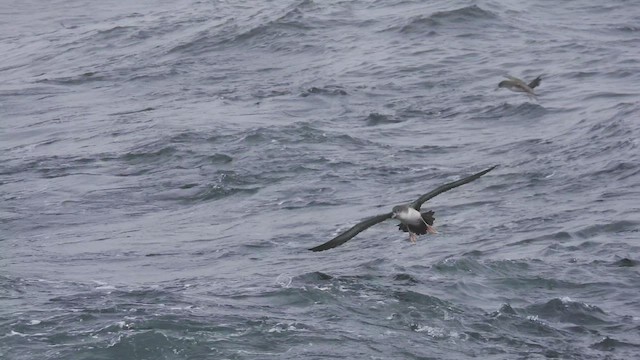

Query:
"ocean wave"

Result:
[[399, 5, 498, 33], [166, 0, 318, 55], [525, 297, 607, 326]]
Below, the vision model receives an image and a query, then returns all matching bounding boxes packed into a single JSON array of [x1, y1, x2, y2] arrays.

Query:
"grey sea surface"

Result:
[[2, 0, 640, 359]]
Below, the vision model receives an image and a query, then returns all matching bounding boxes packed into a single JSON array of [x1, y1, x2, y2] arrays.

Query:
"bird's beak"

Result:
[[391, 213, 397, 219]]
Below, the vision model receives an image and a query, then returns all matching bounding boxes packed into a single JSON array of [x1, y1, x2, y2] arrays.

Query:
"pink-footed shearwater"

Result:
[[309, 165, 497, 252], [498, 75, 542, 98]]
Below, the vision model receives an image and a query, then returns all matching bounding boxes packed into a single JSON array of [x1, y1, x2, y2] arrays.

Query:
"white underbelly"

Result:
[[398, 207, 423, 225]]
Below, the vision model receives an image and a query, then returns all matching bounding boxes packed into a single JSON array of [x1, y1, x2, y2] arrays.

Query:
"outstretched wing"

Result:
[[528, 75, 542, 89], [309, 212, 393, 252], [504, 75, 526, 86], [410, 165, 497, 211]]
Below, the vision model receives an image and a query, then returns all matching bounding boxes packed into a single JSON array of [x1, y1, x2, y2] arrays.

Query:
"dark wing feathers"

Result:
[[410, 165, 497, 210], [528, 76, 542, 89], [309, 212, 393, 252]]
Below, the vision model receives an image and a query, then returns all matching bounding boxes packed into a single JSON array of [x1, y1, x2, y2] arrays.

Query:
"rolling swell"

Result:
[[400, 5, 498, 33]]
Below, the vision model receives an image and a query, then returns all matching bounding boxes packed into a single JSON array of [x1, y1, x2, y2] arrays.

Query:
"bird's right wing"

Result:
[[411, 165, 497, 210], [309, 212, 393, 252]]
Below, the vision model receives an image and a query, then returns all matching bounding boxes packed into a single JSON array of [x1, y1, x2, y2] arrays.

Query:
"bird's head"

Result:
[[391, 205, 407, 218], [497, 80, 509, 89]]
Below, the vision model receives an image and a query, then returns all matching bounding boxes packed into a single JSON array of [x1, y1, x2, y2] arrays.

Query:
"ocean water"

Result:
[[2, 0, 640, 359]]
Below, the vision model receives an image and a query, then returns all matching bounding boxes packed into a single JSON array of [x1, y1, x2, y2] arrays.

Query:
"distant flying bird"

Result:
[[498, 75, 542, 98], [309, 165, 497, 252]]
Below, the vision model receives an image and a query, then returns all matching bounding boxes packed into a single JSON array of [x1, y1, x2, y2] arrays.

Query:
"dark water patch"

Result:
[[144, 252, 180, 257], [34, 72, 107, 85], [473, 102, 547, 120], [590, 336, 640, 352], [71, 25, 159, 53], [487, 304, 568, 340], [400, 143, 461, 155], [495, 276, 592, 292], [251, 88, 291, 99], [603, 68, 640, 79], [461, 249, 484, 257], [484, 259, 534, 275], [525, 298, 607, 326], [573, 220, 639, 239], [565, 70, 599, 79], [108, 107, 155, 116], [241, 240, 279, 250], [610, 24, 640, 33], [591, 161, 639, 181], [482, 137, 555, 157], [495, 303, 517, 316], [239, 122, 371, 148], [120, 146, 179, 165], [108, 133, 237, 180], [205, 153, 233, 164], [279, 197, 341, 210], [73, 329, 212, 360], [508, 231, 572, 248], [293, 271, 333, 282], [612, 257, 637, 267], [540, 240, 605, 258], [165, 21, 232, 56], [94, 25, 139, 39], [361, 163, 413, 177], [224, 7, 314, 44], [582, 91, 637, 101], [594, 161, 640, 184], [364, 112, 402, 126], [391, 273, 420, 284], [1, 155, 99, 179], [300, 86, 348, 97], [393, 290, 451, 309], [492, 208, 566, 231], [163, 131, 221, 144], [47, 286, 189, 310]]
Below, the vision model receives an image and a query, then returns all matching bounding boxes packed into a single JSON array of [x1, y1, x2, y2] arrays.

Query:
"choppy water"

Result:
[[2, 0, 640, 359]]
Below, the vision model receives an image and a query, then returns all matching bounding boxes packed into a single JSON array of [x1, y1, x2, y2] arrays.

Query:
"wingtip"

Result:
[[308, 244, 330, 252], [308, 246, 329, 252], [480, 165, 499, 175], [468, 165, 498, 182]]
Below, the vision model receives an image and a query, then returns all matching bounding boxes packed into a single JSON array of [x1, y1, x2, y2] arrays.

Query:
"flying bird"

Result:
[[498, 75, 542, 98], [309, 165, 497, 252]]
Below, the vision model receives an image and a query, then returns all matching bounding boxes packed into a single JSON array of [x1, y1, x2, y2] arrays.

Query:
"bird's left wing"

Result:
[[528, 75, 542, 89], [309, 212, 393, 252], [411, 165, 497, 211]]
